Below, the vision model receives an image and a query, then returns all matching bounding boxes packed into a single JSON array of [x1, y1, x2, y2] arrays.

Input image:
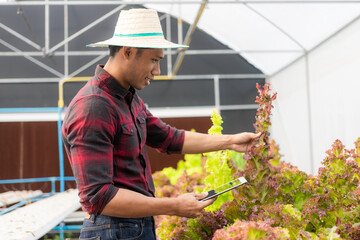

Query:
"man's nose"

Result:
[[152, 63, 161, 76]]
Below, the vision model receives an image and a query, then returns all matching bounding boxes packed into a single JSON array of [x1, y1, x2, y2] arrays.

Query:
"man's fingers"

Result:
[[254, 131, 263, 138], [175, 192, 217, 218], [201, 196, 217, 206], [195, 192, 217, 207], [195, 192, 208, 200]]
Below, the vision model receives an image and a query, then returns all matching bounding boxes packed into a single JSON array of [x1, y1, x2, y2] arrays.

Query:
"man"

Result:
[[62, 8, 261, 239]]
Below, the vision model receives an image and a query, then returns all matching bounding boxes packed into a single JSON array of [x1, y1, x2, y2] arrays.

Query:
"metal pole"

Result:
[[304, 54, 314, 174], [48, 5, 126, 54], [214, 75, 220, 114], [0, 78, 60, 83], [178, 1, 183, 45], [67, 54, 107, 79], [45, 0, 50, 53], [57, 107, 65, 193], [51, 178, 56, 194], [0, 73, 266, 84], [166, 13, 172, 76], [172, 0, 208, 76], [1, 1, 360, 5], [64, 0, 69, 77], [270, 13, 360, 78], [220, 104, 258, 110], [0, 49, 304, 57], [244, 3, 305, 50], [0, 23, 42, 50], [0, 38, 64, 77], [59, 223, 64, 240]]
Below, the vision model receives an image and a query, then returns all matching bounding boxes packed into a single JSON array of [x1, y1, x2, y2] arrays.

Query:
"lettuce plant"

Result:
[[154, 83, 360, 239]]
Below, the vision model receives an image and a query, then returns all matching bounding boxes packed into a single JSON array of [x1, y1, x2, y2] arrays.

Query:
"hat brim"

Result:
[[87, 36, 188, 49]]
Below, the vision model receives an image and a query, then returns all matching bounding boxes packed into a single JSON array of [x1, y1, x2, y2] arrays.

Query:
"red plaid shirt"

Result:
[[62, 65, 185, 214]]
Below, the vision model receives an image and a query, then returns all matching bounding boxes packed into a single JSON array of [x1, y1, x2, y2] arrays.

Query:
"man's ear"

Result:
[[122, 47, 133, 59]]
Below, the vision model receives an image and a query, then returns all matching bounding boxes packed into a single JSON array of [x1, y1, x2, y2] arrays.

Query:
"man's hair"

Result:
[[108, 46, 146, 58], [109, 45, 123, 57]]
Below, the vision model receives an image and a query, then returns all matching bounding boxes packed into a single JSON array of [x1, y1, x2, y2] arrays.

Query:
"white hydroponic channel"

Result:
[[0, 189, 80, 240], [0, 190, 43, 207]]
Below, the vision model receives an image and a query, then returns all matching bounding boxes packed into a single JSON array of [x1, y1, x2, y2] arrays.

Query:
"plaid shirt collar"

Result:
[[95, 64, 135, 103]]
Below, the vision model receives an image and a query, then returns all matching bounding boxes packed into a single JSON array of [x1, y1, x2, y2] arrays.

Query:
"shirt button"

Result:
[[130, 129, 134, 133]]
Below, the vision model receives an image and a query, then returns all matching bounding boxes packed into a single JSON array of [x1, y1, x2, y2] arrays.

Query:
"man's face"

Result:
[[126, 48, 164, 90]]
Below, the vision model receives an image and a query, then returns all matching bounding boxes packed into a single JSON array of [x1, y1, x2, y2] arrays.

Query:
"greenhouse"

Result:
[[0, 0, 359, 239]]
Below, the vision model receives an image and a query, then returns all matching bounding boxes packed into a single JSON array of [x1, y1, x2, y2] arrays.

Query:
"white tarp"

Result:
[[270, 18, 360, 174], [145, 1, 360, 174], [145, 1, 360, 76]]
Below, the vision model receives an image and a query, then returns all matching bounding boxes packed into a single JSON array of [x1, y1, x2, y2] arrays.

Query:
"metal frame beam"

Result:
[[0, 3, 128, 82], [0, 49, 303, 57], [166, 13, 173, 77], [66, 54, 107, 79], [64, 0, 69, 76], [0, 73, 266, 84], [46, 4, 126, 55], [270, 13, 360, 77], [0, 38, 64, 77], [1, 1, 360, 5], [0, 22, 42, 51], [172, 0, 208, 76]]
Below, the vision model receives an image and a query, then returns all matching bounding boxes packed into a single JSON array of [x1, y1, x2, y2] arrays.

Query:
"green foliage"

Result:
[[161, 164, 185, 186], [204, 110, 248, 212], [154, 83, 360, 240], [156, 216, 188, 240], [208, 110, 224, 135], [301, 139, 360, 239], [183, 210, 229, 240], [212, 220, 291, 240], [159, 153, 203, 186], [231, 151, 247, 170]]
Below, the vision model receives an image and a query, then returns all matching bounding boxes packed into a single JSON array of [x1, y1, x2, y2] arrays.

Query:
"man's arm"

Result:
[[101, 188, 215, 218], [182, 131, 262, 154]]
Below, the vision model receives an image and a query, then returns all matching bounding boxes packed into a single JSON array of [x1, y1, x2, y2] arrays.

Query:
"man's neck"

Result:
[[103, 58, 130, 90]]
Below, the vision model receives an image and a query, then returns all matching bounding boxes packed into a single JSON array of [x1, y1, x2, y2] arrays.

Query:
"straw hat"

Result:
[[87, 8, 188, 49]]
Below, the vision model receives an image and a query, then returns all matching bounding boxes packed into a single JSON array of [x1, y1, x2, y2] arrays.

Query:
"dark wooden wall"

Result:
[[0, 117, 212, 193]]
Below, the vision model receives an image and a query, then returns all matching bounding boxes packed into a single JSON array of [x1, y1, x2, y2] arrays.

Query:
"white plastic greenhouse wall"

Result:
[[144, 1, 360, 174], [270, 18, 360, 174]]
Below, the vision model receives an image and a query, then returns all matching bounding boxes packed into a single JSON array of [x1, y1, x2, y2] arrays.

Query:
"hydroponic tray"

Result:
[[0, 190, 43, 207], [0, 189, 80, 240]]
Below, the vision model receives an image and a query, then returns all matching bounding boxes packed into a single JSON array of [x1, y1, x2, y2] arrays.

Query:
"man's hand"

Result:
[[182, 131, 263, 154], [228, 132, 263, 152], [173, 192, 216, 218], [102, 188, 216, 219]]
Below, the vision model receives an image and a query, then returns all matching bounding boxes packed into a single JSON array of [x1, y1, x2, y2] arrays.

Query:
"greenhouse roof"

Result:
[[143, 0, 360, 76], [0, 0, 359, 77]]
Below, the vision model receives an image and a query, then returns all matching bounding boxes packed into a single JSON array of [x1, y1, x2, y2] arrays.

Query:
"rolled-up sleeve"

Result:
[[62, 96, 118, 214], [144, 108, 185, 154]]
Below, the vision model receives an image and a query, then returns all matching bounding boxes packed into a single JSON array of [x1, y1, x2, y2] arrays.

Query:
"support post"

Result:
[[57, 107, 65, 192], [45, 0, 50, 53], [166, 13, 172, 77], [172, 0, 208, 77], [64, 0, 69, 77], [214, 75, 220, 114], [304, 53, 314, 174]]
